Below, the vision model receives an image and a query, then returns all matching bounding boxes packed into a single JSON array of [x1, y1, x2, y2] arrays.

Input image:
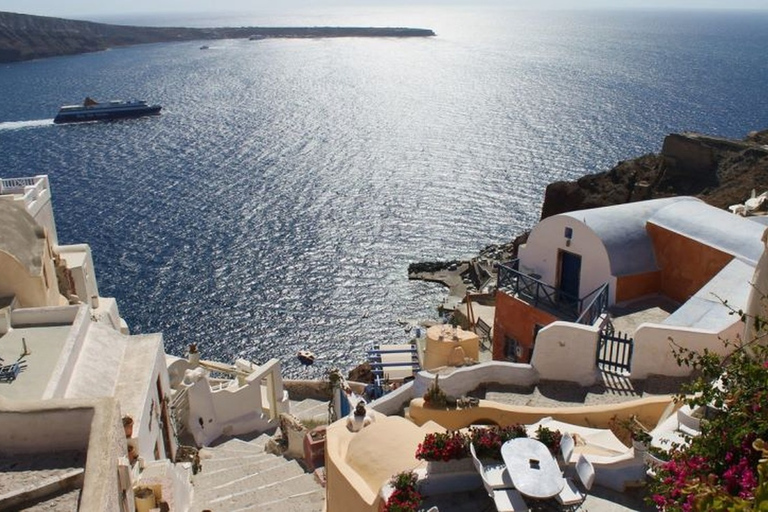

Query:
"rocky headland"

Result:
[[409, 128, 768, 296], [0, 11, 435, 63]]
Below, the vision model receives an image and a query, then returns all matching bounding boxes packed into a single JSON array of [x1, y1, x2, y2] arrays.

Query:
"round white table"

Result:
[[500, 437, 564, 499]]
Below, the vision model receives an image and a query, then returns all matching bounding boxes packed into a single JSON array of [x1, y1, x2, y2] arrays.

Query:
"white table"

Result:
[[500, 437, 564, 499]]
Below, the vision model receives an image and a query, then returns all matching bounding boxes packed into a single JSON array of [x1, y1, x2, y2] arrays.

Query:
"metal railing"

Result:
[[0, 176, 37, 192], [497, 260, 609, 324], [575, 283, 610, 326]]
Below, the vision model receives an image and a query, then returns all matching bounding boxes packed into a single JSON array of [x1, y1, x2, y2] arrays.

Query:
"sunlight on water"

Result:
[[1, 8, 767, 377]]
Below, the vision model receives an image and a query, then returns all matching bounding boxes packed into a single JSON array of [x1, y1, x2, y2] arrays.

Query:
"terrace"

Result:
[[325, 359, 688, 512], [496, 260, 609, 326]]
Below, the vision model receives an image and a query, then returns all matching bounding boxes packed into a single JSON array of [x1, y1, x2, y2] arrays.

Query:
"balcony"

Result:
[[497, 260, 608, 326]]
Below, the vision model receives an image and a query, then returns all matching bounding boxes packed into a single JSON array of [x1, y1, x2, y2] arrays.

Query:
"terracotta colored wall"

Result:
[[647, 224, 733, 303], [492, 291, 557, 362], [615, 271, 662, 303]]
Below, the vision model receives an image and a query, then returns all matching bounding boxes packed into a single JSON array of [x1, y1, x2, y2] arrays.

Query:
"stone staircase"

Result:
[[190, 434, 325, 512], [289, 397, 331, 425]]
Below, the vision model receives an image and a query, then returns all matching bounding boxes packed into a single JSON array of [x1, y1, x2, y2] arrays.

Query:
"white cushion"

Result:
[[484, 462, 514, 489], [556, 478, 583, 506], [493, 488, 529, 512]]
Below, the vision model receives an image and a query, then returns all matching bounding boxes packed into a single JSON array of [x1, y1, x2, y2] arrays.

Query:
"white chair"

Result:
[[559, 432, 575, 467], [555, 454, 595, 510], [478, 460, 530, 512], [470, 442, 515, 489]]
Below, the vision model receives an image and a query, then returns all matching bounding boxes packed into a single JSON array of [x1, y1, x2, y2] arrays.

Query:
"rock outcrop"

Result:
[[540, 129, 768, 219], [0, 11, 435, 63]]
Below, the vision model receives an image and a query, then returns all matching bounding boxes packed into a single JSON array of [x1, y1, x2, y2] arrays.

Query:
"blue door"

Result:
[[558, 250, 581, 305]]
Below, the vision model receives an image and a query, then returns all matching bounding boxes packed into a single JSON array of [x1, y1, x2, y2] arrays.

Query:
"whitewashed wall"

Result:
[[630, 320, 743, 379], [531, 321, 601, 386], [519, 215, 616, 303]]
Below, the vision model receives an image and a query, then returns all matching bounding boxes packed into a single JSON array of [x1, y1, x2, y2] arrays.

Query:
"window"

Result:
[[564, 227, 573, 240], [504, 337, 522, 362]]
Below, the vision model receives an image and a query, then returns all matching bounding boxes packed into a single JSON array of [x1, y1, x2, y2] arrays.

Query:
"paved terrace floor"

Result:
[[420, 482, 654, 511], [0, 450, 85, 510]]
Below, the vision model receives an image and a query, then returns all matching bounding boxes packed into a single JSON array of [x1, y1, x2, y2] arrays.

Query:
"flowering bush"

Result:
[[384, 471, 422, 512], [647, 326, 768, 510], [416, 431, 468, 461], [499, 423, 529, 443], [535, 425, 562, 455], [468, 424, 529, 460], [469, 427, 502, 460]]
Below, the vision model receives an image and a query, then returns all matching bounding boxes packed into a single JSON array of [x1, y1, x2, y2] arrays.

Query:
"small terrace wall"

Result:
[[530, 321, 601, 386], [631, 321, 742, 379], [408, 396, 673, 432]]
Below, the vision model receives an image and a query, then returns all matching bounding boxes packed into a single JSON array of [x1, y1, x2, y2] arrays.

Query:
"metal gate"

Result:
[[597, 330, 633, 374]]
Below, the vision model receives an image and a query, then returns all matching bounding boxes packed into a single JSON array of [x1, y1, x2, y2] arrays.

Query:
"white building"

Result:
[[0, 175, 290, 511]]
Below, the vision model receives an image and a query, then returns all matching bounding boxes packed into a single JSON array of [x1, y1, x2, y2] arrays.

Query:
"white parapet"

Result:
[[0, 175, 58, 245]]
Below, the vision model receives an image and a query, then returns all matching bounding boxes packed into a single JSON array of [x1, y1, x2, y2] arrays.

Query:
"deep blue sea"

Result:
[[1, 7, 768, 378]]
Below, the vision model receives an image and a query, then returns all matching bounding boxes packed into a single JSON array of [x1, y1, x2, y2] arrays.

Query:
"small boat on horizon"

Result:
[[53, 97, 162, 124]]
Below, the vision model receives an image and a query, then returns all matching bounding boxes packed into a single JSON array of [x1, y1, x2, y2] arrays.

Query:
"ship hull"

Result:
[[53, 103, 162, 124]]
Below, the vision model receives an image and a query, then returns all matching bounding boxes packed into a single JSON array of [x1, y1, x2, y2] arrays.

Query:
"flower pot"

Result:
[[427, 458, 474, 475], [122, 416, 134, 438], [632, 439, 648, 456], [133, 486, 156, 512]]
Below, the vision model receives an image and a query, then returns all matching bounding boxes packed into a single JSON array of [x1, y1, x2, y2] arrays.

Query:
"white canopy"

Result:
[[527, 417, 629, 460]]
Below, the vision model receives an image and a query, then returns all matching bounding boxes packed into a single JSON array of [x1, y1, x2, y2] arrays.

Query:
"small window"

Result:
[[564, 227, 573, 239], [504, 337, 521, 362]]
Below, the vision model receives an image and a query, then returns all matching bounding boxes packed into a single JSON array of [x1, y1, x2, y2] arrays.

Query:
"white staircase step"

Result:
[[201, 473, 321, 510], [207, 437, 267, 454], [194, 458, 304, 490]]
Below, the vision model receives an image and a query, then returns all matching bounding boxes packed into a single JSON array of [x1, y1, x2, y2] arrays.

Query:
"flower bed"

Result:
[[416, 424, 551, 462], [383, 471, 422, 512], [416, 431, 468, 461]]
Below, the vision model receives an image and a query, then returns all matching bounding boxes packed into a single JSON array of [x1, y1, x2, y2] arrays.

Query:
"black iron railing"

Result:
[[497, 260, 609, 324]]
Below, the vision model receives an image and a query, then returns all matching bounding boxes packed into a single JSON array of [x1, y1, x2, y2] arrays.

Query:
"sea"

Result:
[[1, 6, 767, 378]]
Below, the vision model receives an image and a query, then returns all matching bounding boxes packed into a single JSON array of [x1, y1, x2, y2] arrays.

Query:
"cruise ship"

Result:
[[53, 97, 162, 124]]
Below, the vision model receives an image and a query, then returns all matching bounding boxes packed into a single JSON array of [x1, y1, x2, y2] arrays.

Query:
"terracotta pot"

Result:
[[123, 416, 134, 438]]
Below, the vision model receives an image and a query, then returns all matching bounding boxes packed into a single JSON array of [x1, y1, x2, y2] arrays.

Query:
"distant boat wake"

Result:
[[0, 119, 55, 131]]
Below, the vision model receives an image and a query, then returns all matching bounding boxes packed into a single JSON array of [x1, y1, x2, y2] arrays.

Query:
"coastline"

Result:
[[0, 11, 436, 64]]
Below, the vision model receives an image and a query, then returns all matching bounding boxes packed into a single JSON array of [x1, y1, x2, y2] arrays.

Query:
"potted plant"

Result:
[[422, 375, 448, 408], [122, 415, 134, 438]]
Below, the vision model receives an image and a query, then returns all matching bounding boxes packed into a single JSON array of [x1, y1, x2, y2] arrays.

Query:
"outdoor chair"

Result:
[[479, 461, 529, 512], [555, 454, 594, 510], [470, 442, 514, 489], [559, 432, 574, 468], [0, 362, 22, 383]]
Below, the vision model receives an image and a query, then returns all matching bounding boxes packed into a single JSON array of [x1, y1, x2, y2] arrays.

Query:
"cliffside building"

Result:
[[0, 175, 290, 511], [493, 196, 765, 380]]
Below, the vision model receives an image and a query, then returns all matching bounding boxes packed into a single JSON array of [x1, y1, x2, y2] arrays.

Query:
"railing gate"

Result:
[[597, 330, 633, 375]]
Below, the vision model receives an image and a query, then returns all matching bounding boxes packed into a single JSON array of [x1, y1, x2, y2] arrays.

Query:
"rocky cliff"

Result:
[[409, 128, 768, 290], [540, 129, 768, 219], [0, 11, 435, 63]]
